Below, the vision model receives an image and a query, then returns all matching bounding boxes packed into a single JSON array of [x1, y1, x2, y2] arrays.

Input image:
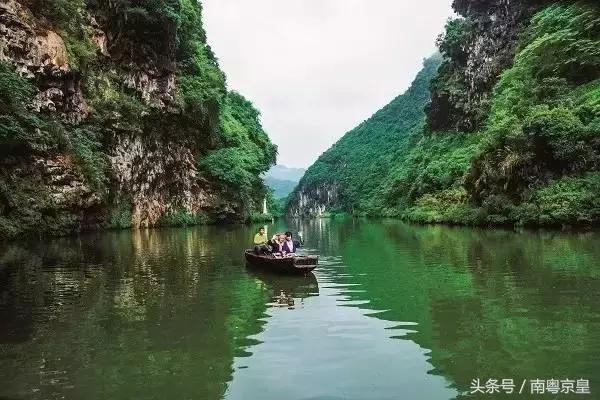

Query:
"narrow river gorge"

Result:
[[1, 220, 598, 399]]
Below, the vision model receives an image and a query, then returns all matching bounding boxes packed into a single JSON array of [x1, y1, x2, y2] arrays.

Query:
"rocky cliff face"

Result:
[[109, 133, 217, 228], [0, 0, 275, 238], [0, 0, 101, 236], [287, 183, 342, 218], [426, 0, 549, 131], [0, 0, 84, 118]]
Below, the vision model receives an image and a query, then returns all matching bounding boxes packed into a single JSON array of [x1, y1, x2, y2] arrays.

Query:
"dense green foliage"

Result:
[[199, 91, 276, 204], [0, 0, 276, 238], [463, 2, 600, 226], [265, 189, 286, 217], [399, 1, 599, 227], [248, 187, 286, 221], [294, 1, 599, 227], [0, 62, 43, 148], [156, 208, 211, 226]]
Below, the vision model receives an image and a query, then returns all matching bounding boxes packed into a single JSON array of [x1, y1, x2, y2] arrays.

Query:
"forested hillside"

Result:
[[289, 0, 599, 227], [0, 0, 276, 238], [287, 55, 442, 216]]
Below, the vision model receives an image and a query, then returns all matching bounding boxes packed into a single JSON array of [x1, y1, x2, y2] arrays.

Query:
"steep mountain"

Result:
[[290, 0, 599, 227], [264, 165, 306, 198], [265, 165, 306, 182], [264, 177, 297, 199], [288, 55, 442, 217], [0, 0, 276, 238]]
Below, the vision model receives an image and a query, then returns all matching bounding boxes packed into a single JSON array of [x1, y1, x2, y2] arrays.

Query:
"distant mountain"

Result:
[[265, 177, 298, 199], [265, 165, 306, 182], [264, 165, 306, 198]]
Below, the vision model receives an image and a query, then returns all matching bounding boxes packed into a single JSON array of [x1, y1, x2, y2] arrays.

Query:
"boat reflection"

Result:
[[246, 268, 319, 301]]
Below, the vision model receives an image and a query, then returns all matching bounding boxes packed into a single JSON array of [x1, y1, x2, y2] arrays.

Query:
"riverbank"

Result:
[[302, 210, 600, 231]]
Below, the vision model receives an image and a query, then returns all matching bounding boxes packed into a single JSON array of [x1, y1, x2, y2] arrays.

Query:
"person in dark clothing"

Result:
[[270, 233, 284, 254], [281, 231, 300, 254]]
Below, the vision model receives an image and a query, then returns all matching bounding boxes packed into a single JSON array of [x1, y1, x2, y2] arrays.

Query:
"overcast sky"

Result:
[[203, 1, 454, 168]]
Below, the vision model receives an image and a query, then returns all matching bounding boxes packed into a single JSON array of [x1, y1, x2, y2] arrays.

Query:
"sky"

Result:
[[203, 1, 454, 168]]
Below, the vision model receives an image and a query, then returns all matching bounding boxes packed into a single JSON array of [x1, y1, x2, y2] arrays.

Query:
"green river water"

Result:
[[0, 220, 599, 399]]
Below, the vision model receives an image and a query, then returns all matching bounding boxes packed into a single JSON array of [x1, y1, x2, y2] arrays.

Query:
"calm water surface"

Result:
[[0, 220, 599, 399]]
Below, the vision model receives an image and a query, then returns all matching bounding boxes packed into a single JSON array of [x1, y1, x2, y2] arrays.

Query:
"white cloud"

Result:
[[203, 0, 454, 168]]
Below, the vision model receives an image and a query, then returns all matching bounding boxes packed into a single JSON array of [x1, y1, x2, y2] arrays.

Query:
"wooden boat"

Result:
[[244, 250, 318, 274]]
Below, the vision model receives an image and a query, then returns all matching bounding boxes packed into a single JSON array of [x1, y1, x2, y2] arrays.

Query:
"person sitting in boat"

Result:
[[253, 227, 270, 254], [282, 231, 300, 254], [270, 233, 285, 256]]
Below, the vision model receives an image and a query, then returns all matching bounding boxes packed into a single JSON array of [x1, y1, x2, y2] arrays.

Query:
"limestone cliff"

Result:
[[288, 182, 342, 218], [427, 0, 551, 132], [0, 0, 276, 238]]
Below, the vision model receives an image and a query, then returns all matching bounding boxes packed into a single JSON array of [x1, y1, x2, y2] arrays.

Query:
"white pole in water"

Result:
[[263, 198, 268, 214]]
